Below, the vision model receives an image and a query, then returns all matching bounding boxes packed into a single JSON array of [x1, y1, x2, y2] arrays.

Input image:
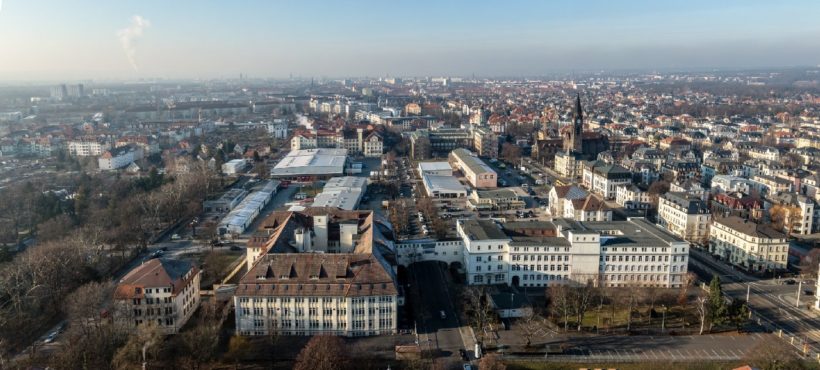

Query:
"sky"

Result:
[[0, 0, 819, 81]]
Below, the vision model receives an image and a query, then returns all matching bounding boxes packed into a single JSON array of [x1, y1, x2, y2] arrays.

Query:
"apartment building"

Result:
[[449, 148, 497, 189], [98, 145, 142, 171], [457, 218, 689, 288], [114, 259, 201, 334], [473, 126, 499, 159], [581, 160, 632, 200], [658, 192, 712, 243], [709, 216, 789, 272], [236, 209, 398, 337], [615, 184, 652, 210], [67, 138, 109, 156]]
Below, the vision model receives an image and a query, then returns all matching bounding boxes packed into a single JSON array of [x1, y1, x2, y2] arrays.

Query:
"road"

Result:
[[689, 248, 820, 352], [410, 261, 475, 358], [522, 333, 768, 362]]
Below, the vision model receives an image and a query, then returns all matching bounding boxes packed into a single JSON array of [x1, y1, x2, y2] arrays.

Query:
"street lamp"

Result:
[[661, 305, 667, 332]]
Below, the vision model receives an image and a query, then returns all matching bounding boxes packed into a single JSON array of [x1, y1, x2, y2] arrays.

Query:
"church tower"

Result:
[[563, 93, 584, 153]]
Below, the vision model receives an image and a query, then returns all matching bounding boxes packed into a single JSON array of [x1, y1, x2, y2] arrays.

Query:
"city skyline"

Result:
[[1, 0, 820, 81]]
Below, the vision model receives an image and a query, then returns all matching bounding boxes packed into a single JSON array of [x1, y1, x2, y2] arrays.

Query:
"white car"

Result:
[[44, 332, 58, 344]]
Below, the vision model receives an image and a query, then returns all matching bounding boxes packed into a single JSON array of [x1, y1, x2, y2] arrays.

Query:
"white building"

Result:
[[266, 120, 289, 139], [615, 184, 652, 210], [114, 258, 201, 334], [548, 185, 588, 217], [362, 131, 383, 158], [222, 159, 249, 175], [311, 176, 367, 210], [418, 161, 453, 176], [68, 139, 109, 156], [581, 160, 633, 200], [658, 192, 712, 243], [456, 218, 689, 288], [709, 216, 789, 272], [98, 146, 142, 171]]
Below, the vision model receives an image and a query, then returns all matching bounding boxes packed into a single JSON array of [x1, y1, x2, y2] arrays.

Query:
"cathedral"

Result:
[[553, 94, 609, 179]]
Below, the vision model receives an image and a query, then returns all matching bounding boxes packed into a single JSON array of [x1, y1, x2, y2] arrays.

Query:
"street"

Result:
[[527, 333, 768, 362], [410, 261, 475, 358], [689, 248, 820, 353]]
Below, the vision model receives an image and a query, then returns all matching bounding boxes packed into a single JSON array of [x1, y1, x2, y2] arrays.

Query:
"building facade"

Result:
[[457, 218, 689, 289], [114, 259, 201, 334], [658, 192, 712, 243], [709, 216, 789, 272]]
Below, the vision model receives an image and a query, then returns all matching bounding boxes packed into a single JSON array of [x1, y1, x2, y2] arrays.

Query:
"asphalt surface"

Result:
[[689, 248, 820, 352], [411, 261, 471, 356], [528, 333, 768, 362]]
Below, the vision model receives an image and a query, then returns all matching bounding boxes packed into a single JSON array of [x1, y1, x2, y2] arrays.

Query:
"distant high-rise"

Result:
[[66, 84, 84, 98], [50, 84, 67, 100]]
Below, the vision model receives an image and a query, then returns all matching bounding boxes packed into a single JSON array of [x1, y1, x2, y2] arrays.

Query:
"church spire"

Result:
[[574, 93, 583, 122]]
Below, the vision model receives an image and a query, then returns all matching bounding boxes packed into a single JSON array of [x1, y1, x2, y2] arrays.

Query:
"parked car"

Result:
[[44, 331, 58, 344]]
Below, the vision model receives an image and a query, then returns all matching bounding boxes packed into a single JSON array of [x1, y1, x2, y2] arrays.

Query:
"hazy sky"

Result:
[[1, 0, 819, 81]]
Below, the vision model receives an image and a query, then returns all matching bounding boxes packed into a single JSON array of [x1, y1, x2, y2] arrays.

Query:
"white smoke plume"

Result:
[[117, 15, 151, 72]]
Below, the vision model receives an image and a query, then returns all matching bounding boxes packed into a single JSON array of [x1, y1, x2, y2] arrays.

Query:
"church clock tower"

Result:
[[563, 93, 584, 153]]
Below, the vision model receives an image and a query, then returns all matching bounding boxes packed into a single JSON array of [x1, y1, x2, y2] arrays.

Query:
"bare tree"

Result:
[[695, 294, 709, 335], [463, 286, 496, 343], [112, 322, 165, 370], [478, 353, 507, 370], [518, 306, 546, 347], [548, 284, 572, 331], [570, 279, 598, 331], [743, 336, 804, 370], [294, 335, 349, 370]]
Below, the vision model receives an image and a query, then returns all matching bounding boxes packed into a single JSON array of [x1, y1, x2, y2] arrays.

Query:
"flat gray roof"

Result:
[[460, 219, 509, 241]]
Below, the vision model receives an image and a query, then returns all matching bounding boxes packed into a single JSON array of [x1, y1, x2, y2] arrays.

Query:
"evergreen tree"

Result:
[[708, 276, 727, 330]]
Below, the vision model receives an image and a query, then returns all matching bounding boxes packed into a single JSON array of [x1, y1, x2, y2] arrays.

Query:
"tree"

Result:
[[570, 279, 598, 331], [707, 276, 727, 331], [501, 142, 521, 164], [798, 248, 820, 278], [518, 307, 546, 347], [225, 334, 250, 365], [726, 298, 750, 332], [293, 335, 348, 370], [254, 162, 270, 179], [112, 322, 165, 370], [743, 339, 805, 370], [548, 284, 572, 331], [695, 294, 708, 335], [463, 286, 497, 343], [478, 353, 507, 370]]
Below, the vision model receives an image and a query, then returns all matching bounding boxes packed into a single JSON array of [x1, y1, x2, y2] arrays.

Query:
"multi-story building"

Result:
[[456, 218, 689, 288], [114, 259, 201, 334], [615, 184, 652, 210], [449, 148, 497, 189], [658, 192, 712, 243], [709, 216, 789, 272], [548, 185, 589, 217], [67, 138, 109, 156], [581, 160, 632, 200], [473, 126, 498, 159], [98, 145, 142, 171], [235, 209, 398, 337], [767, 192, 818, 235], [363, 131, 383, 158], [467, 189, 525, 211]]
